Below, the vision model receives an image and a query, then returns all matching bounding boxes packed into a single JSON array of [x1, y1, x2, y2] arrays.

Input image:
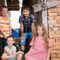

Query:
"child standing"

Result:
[[25, 24, 48, 60], [0, 6, 12, 38], [0, 6, 12, 46]]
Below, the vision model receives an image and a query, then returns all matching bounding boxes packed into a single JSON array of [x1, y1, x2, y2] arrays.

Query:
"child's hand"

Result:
[[1, 53, 7, 59], [17, 51, 24, 55], [20, 36, 24, 40]]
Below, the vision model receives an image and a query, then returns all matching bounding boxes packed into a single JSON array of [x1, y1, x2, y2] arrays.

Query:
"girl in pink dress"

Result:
[[25, 24, 48, 60]]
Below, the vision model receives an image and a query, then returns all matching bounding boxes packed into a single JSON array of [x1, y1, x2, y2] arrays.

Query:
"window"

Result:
[[7, 0, 19, 10]]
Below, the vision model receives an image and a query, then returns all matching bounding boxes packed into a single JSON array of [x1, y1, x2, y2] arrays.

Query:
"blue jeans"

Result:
[[20, 32, 32, 45]]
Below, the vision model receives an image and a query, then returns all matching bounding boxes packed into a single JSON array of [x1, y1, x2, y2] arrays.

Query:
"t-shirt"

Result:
[[19, 14, 36, 33], [4, 46, 16, 60], [0, 16, 11, 37]]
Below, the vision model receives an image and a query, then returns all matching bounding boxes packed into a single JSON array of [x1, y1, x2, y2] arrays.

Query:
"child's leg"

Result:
[[17, 53, 23, 60], [20, 33, 28, 51], [21, 45, 25, 51]]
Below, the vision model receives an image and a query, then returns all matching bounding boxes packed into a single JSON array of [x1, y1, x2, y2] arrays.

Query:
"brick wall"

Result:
[[48, 0, 60, 60]]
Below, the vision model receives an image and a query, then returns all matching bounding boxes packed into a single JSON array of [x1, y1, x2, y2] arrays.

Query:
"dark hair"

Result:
[[2, 6, 8, 11], [21, 6, 31, 14], [7, 35, 13, 40], [2, 5, 8, 8]]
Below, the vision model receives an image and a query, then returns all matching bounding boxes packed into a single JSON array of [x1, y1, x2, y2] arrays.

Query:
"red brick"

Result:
[[49, 31, 55, 34], [57, 53, 60, 57], [51, 49, 60, 53], [54, 8, 60, 12], [49, 24, 53, 27], [48, 12, 58, 16], [55, 16, 60, 20], [51, 53, 57, 57], [51, 58, 60, 60], [53, 27, 59, 31], [52, 45, 60, 50], [48, 9, 54, 13], [51, 42, 60, 46], [48, 16, 54, 20], [49, 28, 53, 31]]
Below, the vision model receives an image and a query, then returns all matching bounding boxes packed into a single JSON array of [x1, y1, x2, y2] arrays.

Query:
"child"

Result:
[[1, 36, 24, 60], [25, 23, 48, 60], [19, 6, 36, 51], [0, 6, 12, 46]]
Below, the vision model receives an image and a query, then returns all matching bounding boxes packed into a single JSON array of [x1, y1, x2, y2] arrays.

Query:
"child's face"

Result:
[[22, 9, 30, 17], [7, 37, 14, 46], [37, 26, 44, 36], [2, 8, 8, 17]]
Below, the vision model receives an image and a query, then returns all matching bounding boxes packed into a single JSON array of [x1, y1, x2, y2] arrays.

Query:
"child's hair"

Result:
[[2, 5, 8, 10], [35, 23, 46, 37], [36, 23, 48, 48], [7, 35, 14, 40], [6, 35, 15, 44], [21, 6, 31, 14], [35, 23, 48, 48]]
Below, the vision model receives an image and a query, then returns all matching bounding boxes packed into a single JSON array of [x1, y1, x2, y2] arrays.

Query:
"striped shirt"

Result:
[[0, 16, 11, 37]]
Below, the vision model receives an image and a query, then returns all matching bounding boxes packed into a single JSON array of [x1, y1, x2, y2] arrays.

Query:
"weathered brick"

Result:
[[53, 27, 59, 31], [50, 42, 60, 46], [55, 16, 60, 20], [48, 9, 54, 13], [49, 24, 53, 27], [48, 16, 54, 20], [57, 53, 60, 57], [49, 38, 56, 43], [51, 58, 60, 60], [51, 49, 60, 53], [49, 28, 52, 31], [58, 12, 60, 15], [51, 53, 57, 58], [48, 20, 57, 24], [48, 12, 58, 16], [54, 24, 59, 27], [48, 1, 60, 60], [52, 45, 60, 50], [54, 8, 60, 12], [49, 31, 55, 34]]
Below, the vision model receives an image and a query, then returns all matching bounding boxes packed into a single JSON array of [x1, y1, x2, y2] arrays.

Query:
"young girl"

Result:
[[1, 36, 24, 60], [25, 23, 48, 60]]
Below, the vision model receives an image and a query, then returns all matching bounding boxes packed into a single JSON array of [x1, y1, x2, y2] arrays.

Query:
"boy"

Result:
[[1, 36, 24, 60], [19, 6, 36, 52], [0, 6, 12, 46]]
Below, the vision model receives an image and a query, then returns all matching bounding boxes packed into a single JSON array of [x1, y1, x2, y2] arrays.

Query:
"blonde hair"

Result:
[[35, 23, 48, 48], [35, 23, 46, 36]]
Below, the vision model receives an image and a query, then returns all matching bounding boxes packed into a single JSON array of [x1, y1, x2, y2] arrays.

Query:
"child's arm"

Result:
[[4, 46, 16, 57], [16, 51, 24, 55], [20, 23, 24, 39], [1, 53, 15, 59], [4, 47, 12, 55]]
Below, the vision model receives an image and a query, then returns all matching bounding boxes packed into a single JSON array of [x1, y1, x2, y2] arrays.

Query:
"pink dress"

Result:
[[25, 36, 48, 60]]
